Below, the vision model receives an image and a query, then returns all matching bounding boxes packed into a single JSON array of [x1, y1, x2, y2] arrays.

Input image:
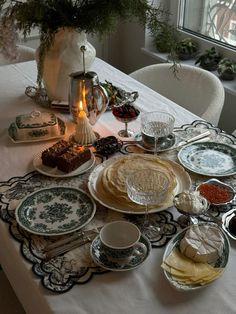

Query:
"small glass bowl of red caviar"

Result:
[[197, 179, 235, 209]]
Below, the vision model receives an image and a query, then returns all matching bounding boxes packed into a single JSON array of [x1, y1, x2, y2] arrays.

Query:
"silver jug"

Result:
[[69, 71, 109, 125]]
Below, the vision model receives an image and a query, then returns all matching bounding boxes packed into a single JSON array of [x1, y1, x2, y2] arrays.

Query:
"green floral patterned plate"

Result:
[[178, 142, 236, 176], [15, 187, 96, 236]]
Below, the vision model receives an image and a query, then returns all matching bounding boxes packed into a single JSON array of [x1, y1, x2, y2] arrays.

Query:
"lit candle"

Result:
[[75, 82, 96, 144], [78, 80, 87, 118], [78, 100, 86, 118]]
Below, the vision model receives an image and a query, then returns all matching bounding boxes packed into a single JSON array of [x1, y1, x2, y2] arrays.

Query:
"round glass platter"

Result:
[[162, 223, 230, 291]]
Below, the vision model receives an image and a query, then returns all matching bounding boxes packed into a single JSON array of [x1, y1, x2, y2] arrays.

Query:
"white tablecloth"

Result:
[[0, 59, 235, 314]]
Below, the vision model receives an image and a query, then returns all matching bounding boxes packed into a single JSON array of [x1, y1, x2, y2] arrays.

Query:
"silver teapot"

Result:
[[69, 71, 109, 125]]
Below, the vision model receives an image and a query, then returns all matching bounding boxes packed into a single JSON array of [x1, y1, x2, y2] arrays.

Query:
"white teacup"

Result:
[[100, 221, 147, 261]]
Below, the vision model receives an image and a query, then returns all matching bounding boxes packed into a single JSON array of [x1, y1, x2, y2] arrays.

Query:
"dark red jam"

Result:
[[112, 103, 140, 120]]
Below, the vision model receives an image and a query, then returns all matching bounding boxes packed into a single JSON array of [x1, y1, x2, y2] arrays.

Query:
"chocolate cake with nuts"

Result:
[[57, 145, 91, 173], [41, 140, 71, 167]]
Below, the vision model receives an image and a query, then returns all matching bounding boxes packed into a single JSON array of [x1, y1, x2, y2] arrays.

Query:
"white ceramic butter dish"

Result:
[[8, 111, 66, 143]]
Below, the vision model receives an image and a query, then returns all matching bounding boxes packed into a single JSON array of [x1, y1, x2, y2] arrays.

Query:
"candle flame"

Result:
[[82, 80, 86, 105], [77, 79, 87, 119], [79, 100, 83, 111]]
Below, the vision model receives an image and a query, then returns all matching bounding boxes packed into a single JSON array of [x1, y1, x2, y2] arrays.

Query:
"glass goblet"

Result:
[[141, 111, 175, 154], [126, 169, 169, 241], [112, 102, 140, 138]]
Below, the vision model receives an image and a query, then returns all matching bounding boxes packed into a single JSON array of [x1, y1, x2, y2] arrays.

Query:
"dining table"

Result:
[[0, 58, 236, 314]]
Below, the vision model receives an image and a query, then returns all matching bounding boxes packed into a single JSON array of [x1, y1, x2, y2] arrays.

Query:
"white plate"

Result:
[[33, 148, 96, 178], [8, 117, 66, 144], [162, 223, 230, 291], [15, 186, 96, 236], [88, 155, 191, 215]]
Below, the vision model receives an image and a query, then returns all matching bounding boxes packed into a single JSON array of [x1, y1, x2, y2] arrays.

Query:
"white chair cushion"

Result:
[[130, 63, 225, 126]]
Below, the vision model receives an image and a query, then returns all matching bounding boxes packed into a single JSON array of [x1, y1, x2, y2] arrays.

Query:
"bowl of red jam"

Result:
[[112, 103, 140, 123], [197, 179, 235, 208]]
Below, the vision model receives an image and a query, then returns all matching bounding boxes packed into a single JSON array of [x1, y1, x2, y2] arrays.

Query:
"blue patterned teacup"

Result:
[[100, 221, 147, 261]]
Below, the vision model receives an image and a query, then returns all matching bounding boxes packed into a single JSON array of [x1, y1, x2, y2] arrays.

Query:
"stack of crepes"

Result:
[[97, 154, 177, 212], [161, 248, 223, 286]]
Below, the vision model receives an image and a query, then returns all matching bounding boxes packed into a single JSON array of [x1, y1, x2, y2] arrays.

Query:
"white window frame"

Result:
[[169, 0, 236, 60], [228, 20, 236, 44]]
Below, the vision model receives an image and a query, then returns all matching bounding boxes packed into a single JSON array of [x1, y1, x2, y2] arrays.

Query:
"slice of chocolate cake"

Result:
[[57, 145, 92, 173], [41, 140, 71, 167]]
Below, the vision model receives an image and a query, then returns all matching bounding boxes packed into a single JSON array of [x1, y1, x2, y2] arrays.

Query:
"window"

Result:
[[145, 0, 236, 60], [178, 0, 236, 50], [229, 21, 236, 42]]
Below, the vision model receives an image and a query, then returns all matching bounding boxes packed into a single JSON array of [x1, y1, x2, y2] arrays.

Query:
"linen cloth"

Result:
[[0, 59, 235, 314]]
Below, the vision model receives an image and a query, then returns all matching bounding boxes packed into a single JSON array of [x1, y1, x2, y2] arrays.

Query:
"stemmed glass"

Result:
[[141, 111, 175, 154], [126, 169, 169, 241], [112, 102, 140, 138]]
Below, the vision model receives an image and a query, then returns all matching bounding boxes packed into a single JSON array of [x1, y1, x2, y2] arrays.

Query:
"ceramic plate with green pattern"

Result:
[[178, 142, 236, 176], [15, 187, 96, 236]]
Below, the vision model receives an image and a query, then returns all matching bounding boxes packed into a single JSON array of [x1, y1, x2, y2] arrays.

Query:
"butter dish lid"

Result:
[[15, 110, 57, 129]]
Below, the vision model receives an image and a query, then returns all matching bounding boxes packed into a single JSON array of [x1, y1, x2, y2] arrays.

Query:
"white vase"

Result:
[[40, 28, 96, 101]]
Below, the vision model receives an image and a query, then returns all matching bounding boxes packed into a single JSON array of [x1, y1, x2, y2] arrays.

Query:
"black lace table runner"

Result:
[[0, 120, 235, 293]]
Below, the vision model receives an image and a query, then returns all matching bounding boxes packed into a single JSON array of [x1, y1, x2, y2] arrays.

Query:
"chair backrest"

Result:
[[129, 63, 225, 126], [0, 45, 35, 66]]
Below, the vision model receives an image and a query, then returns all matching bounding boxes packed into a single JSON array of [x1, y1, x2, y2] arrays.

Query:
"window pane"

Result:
[[180, 0, 236, 49]]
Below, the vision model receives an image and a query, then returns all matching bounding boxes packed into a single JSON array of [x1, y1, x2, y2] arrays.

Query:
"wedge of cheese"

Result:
[[179, 224, 224, 264], [161, 248, 223, 286]]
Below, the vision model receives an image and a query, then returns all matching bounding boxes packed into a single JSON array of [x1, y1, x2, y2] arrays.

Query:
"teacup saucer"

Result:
[[134, 133, 176, 152], [90, 234, 151, 271]]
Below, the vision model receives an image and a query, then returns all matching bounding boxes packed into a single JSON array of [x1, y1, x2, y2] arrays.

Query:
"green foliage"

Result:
[[1, 0, 150, 36], [195, 47, 222, 70], [217, 58, 236, 80], [175, 38, 198, 58], [218, 58, 236, 74], [0, 0, 177, 84], [146, 6, 177, 54]]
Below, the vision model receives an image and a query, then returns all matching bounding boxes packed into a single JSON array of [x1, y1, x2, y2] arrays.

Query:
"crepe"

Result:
[[98, 154, 177, 212]]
